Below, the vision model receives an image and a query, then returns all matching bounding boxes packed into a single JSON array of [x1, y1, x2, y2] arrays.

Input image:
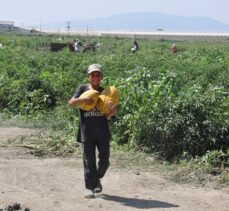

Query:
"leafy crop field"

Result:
[[0, 33, 228, 164]]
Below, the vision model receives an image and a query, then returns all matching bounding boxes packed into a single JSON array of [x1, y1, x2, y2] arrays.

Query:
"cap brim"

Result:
[[88, 69, 102, 74]]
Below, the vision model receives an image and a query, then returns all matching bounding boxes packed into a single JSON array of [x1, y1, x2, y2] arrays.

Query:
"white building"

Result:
[[0, 21, 14, 31]]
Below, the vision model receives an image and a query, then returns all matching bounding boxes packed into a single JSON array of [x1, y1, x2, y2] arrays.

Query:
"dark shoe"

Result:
[[94, 179, 103, 193], [84, 189, 94, 198]]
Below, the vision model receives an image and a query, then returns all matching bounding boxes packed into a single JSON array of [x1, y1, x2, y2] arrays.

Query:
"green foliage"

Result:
[[0, 33, 228, 160], [202, 150, 229, 167]]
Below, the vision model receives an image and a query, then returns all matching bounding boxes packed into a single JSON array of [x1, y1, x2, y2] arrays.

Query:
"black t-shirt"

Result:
[[73, 84, 111, 142]]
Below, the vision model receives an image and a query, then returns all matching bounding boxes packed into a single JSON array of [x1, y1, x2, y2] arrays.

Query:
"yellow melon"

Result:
[[96, 86, 119, 114], [79, 89, 99, 111]]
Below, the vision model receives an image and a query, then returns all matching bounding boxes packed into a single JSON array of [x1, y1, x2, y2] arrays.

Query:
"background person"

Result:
[[73, 39, 81, 52], [170, 43, 177, 54], [131, 41, 139, 53]]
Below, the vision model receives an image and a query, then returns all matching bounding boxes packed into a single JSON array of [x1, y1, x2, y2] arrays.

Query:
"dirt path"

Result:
[[0, 127, 228, 211]]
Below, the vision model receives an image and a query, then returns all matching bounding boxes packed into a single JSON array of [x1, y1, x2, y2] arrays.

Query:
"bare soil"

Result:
[[0, 127, 228, 211]]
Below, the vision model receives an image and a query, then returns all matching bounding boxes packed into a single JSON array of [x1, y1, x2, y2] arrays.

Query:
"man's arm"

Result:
[[68, 96, 94, 107]]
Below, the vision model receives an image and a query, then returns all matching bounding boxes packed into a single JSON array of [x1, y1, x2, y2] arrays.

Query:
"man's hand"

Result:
[[105, 101, 117, 119], [108, 100, 115, 110]]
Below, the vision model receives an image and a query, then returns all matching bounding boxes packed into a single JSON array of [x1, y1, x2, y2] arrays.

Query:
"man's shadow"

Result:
[[99, 194, 178, 209]]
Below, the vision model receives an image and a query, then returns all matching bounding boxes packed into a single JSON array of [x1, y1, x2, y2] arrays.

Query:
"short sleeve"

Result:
[[73, 84, 88, 98]]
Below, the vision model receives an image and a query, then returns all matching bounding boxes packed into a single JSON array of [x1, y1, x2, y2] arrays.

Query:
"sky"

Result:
[[1, 0, 229, 28]]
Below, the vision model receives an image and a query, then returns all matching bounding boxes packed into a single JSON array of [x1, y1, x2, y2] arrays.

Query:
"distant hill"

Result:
[[42, 12, 229, 33]]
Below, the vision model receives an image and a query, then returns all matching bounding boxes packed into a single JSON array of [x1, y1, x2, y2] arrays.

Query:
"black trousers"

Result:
[[82, 138, 110, 190]]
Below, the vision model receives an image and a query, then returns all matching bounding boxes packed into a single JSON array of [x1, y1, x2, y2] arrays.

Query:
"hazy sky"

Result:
[[1, 0, 229, 27]]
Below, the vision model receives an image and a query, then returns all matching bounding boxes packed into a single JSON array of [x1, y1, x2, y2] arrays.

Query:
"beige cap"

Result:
[[87, 64, 103, 75]]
